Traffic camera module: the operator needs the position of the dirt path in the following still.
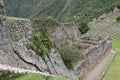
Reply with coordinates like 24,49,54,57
84,50,115,80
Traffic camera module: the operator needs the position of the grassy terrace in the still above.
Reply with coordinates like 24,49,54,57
102,40,120,80
1,73,69,80
7,16,28,22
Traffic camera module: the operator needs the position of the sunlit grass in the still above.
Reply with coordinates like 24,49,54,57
1,73,69,80
7,16,27,22
102,40,120,80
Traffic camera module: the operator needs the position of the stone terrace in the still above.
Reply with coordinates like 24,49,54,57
74,35,112,79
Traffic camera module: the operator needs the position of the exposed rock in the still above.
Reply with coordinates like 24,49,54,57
92,18,97,22
99,13,107,19
0,0,12,52
113,7,119,13
13,43,79,80
12,42,48,72
46,51,78,80
0,50,37,70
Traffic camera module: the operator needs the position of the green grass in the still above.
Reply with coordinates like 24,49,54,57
47,76,69,80
1,73,69,80
7,16,27,22
112,40,120,50
102,51,120,80
101,40,120,80
1,73,45,80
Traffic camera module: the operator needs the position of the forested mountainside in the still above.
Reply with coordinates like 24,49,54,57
4,0,120,22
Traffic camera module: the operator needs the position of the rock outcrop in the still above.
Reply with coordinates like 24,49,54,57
0,0,12,52
13,43,79,80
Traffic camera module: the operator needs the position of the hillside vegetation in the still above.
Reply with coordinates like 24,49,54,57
4,0,120,22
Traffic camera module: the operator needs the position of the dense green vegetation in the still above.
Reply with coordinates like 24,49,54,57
102,40,120,80
57,42,81,69
4,0,120,22
28,16,59,59
77,22,89,34
28,34,49,59
1,73,69,80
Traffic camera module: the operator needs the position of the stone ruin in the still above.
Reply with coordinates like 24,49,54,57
48,22,81,44
8,19,32,41
48,21,112,79
74,35,112,79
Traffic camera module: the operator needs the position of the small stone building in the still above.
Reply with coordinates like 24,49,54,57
49,22,81,44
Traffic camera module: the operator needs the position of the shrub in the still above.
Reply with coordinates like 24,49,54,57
28,33,48,59
76,22,89,34
58,43,81,70
116,16,120,22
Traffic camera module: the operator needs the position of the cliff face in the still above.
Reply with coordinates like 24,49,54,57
0,0,12,52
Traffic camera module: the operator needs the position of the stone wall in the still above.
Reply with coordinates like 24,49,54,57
0,0,12,52
74,36,112,79
8,19,32,41
48,22,81,44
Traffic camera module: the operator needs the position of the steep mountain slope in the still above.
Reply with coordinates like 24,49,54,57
4,0,120,22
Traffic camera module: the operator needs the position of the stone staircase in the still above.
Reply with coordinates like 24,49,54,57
0,64,55,77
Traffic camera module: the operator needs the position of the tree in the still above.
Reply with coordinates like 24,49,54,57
78,22,89,34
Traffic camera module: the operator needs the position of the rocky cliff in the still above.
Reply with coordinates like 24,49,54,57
0,0,12,52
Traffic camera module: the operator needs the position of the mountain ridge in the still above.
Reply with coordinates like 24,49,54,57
4,0,120,22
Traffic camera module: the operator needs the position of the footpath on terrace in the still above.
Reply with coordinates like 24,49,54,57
84,50,116,80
